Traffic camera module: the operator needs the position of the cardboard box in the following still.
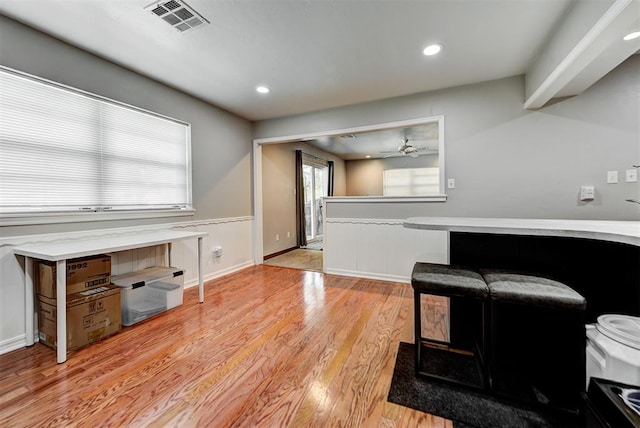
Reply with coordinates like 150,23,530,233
36,255,111,298
37,285,121,352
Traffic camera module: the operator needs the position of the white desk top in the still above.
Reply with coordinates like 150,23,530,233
403,217,640,247
13,230,206,261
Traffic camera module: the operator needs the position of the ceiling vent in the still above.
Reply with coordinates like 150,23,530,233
145,0,209,33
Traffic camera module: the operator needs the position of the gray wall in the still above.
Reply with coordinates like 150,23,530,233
255,55,640,221
262,142,345,256
0,16,253,237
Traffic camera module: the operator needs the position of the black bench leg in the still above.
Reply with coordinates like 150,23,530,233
414,290,422,376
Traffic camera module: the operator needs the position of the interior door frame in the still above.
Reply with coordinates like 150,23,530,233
252,115,445,265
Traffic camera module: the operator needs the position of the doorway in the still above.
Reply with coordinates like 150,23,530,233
303,162,327,247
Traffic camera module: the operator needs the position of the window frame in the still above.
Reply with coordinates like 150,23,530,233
0,66,195,226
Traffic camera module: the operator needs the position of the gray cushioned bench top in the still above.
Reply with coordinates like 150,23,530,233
411,262,488,299
480,270,586,311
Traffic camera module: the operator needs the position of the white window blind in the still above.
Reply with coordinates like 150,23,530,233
0,67,192,214
383,167,440,196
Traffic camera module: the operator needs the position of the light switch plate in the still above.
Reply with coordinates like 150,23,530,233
607,171,618,184
580,186,595,201
626,169,638,183
447,178,455,189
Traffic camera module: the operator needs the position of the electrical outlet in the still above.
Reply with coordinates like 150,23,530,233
213,246,222,257
580,186,595,201
447,178,455,189
607,171,618,184
276,234,279,241
626,169,638,183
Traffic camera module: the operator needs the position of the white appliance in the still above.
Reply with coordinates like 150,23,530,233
586,314,640,388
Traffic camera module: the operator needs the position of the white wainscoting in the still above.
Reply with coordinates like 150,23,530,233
0,216,254,356
324,218,448,282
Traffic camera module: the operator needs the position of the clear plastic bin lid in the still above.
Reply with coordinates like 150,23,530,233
148,281,181,291
111,266,183,289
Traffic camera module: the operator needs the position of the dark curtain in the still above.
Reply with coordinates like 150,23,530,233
327,161,334,196
295,150,307,247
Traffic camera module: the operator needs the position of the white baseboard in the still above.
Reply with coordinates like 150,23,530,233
325,268,410,284
0,334,29,355
184,260,255,288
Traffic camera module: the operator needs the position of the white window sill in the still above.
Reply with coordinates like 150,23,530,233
0,208,196,227
324,195,447,203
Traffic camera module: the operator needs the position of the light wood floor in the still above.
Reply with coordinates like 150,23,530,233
263,249,323,272
0,265,451,427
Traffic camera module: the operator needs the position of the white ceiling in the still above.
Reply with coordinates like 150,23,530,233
306,122,440,160
0,0,638,122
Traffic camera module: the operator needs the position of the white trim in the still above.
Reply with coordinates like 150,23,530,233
254,115,444,145
184,260,254,288
524,0,633,109
325,195,446,203
172,216,253,227
327,218,405,225
0,209,196,227
0,334,28,355
253,141,264,265
438,115,446,191
325,268,410,284
0,215,253,246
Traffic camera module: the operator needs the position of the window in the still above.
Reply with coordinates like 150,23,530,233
383,167,440,196
0,67,192,219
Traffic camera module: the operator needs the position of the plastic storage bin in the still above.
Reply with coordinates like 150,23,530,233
111,266,184,326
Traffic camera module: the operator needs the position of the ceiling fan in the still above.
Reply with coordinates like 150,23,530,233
397,139,420,157
383,138,432,158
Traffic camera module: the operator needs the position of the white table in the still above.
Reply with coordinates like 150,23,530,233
14,230,207,363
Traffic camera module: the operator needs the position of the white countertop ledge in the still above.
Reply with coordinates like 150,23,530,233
403,217,640,247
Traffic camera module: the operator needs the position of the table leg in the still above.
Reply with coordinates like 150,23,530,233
24,257,35,346
198,236,204,303
56,260,67,364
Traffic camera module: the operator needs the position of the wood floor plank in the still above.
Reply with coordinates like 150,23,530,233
0,265,451,427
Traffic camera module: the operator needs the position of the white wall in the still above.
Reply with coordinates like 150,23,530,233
324,218,448,282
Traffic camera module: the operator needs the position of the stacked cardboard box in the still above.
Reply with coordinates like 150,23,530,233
36,255,112,298
35,255,122,352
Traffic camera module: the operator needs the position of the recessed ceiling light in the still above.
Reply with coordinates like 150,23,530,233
256,86,270,94
422,44,442,56
365,155,371,158
623,31,640,41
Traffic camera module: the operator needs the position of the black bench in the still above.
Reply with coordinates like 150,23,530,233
481,269,587,413
411,262,490,389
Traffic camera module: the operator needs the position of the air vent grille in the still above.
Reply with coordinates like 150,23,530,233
145,0,209,34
